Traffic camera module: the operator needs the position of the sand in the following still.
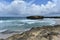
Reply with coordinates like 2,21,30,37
0,34,14,39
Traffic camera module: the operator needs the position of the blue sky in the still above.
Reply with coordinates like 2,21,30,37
24,0,52,5
0,0,52,4
0,0,13,2
0,0,59,17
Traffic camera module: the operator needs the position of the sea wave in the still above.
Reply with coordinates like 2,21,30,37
0,19,56,33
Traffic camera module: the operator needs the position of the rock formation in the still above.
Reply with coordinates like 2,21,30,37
26,16,44,19
1,25,60,40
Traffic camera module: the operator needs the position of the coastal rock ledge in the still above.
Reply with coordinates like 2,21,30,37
1,25,60,40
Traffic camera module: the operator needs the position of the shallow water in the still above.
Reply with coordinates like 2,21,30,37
0,18,56,33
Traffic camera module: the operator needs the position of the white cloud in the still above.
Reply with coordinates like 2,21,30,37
52,0,60,13
56,0,60,12
0,0,59,17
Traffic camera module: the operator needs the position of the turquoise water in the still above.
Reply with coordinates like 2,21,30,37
0,17,56,33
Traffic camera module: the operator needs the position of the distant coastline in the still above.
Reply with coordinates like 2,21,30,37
44,16,60,18
0,16,60,20
26,16,60,19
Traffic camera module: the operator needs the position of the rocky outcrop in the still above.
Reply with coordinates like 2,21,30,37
1,25,60,40
26,16,44,19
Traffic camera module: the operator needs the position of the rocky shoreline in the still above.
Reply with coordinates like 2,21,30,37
0,25,60,40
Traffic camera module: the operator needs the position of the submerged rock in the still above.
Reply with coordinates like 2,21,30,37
1,25,60,40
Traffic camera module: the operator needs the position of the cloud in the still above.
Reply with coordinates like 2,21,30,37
55,0,60,13
0,0,59,17
52,0,60,13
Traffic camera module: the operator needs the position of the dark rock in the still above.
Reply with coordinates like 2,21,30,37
26,16,44,19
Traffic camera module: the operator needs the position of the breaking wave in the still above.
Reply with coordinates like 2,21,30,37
0,18,56,33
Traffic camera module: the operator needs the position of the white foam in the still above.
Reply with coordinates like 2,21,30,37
20,19,56,25
0,20,13,23
0,29,8,33
0,20,4,23
0,19,56,32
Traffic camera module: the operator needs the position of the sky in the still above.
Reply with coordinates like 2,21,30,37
0,0,59,17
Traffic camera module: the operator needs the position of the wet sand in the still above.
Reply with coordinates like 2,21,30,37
0,34,14,39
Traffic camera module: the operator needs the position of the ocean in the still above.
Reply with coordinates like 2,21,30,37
0,17,56,33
